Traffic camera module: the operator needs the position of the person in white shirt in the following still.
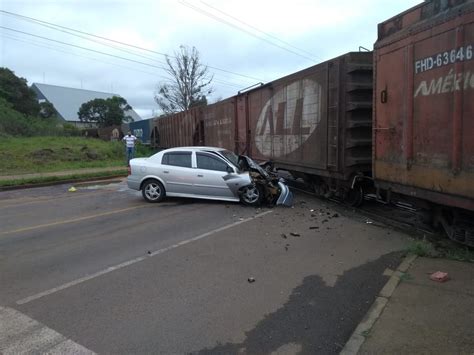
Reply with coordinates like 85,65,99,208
122,131,137,165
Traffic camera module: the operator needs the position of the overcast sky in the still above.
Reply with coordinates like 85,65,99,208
0,0,421,119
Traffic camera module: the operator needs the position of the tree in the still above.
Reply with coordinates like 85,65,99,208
0,67,40,116
78,96,134,127
154,46,213,114
39,101,58,119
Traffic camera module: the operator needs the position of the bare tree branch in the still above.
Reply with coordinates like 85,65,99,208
154,46,213,114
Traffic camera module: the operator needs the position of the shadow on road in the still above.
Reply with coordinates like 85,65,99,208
195,251,402,355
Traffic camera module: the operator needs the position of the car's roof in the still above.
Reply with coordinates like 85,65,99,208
162,146,228,153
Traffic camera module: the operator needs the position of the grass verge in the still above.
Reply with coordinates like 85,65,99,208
406,238,474,263
0,136,153,175
0,169,127,189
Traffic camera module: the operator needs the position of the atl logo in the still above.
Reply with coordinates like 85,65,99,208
255,79,322,157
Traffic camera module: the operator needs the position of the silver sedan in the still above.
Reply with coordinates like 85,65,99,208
127,146,269,206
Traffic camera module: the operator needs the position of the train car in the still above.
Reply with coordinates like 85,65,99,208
129,118,152,145
152,107,203,148
373,0,474,245
151,97,235,150
235,52,373,203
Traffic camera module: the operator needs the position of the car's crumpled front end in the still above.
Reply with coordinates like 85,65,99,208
238,155,293,207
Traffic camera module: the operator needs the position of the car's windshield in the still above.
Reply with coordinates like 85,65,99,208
218,150,240,169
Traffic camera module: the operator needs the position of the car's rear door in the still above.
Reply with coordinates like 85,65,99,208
160,151,195,194
193,152,236,198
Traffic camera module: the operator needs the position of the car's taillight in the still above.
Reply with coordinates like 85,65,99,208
127,166,131,176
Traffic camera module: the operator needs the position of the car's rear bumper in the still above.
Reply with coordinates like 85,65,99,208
127,175,141,190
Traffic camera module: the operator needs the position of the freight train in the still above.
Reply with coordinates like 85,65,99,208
114,0,473,246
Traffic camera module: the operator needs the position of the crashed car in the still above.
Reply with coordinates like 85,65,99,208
127,146,293,206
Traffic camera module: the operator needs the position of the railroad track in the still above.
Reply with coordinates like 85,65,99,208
285,178,439,239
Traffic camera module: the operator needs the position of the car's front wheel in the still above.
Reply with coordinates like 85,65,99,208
141,179,165,203
240,184,263,206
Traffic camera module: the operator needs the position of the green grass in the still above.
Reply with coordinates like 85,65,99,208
399,272,414,282
406,238,474,263
0,136,153,175
406,238,439,258
0,169,128,188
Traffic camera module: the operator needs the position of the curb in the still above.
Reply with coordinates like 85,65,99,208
340,254,418,355
0,173,127,191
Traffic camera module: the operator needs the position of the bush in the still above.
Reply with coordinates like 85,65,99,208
63,123,81,136
0,98,85,137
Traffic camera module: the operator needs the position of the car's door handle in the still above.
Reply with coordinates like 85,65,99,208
197,174,204,177
163,170,169,174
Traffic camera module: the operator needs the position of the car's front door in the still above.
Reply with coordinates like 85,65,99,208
160,151,195,194
193,152,236,198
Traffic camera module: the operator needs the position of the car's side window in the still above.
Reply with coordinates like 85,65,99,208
161,152,192,168
196,153,229,172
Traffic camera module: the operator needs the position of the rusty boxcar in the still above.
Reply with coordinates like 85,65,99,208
373,0,474,244
236,52,373,203
151,97,235,151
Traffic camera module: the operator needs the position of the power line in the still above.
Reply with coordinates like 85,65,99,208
1,30,245,90
179,0,317,63
0,26,171,71
0,33,172,80
200,0,318,60
0,10,264,82
18,16,171,67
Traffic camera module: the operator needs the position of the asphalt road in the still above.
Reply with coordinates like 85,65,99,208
0,180,409,354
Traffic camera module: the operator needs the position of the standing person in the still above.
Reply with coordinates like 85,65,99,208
122,130,137,166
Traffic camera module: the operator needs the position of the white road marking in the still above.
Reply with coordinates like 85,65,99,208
0,306,95,354
0,205,148,236
16,211,273,305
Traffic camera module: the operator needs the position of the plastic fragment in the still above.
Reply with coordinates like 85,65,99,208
68,186,77,192
430,271,449,282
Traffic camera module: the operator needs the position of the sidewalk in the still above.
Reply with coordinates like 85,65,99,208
0,166,127,182
354,256,474,354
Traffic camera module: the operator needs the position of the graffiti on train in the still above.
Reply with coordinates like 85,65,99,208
255,79,322,157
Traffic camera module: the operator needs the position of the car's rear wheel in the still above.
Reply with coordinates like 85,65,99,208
240,184,263,206
141,179,165,203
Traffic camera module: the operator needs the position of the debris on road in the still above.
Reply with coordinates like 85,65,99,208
147,251,151,255
281,233,287,239
290,232,301,237
247,277,256,283
68,186,77,192
366,220,373,224
309,226,319,230
429,271,449,282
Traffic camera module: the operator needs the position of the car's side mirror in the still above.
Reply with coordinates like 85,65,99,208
226,166,234,173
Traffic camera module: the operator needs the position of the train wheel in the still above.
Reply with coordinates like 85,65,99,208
345,185,364,207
